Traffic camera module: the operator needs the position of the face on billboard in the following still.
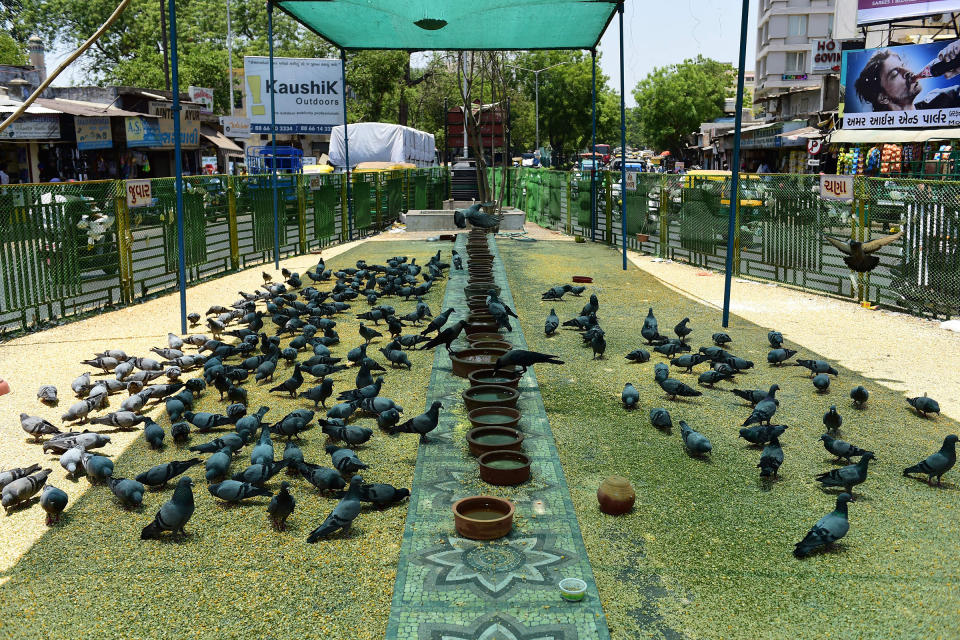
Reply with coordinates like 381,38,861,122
875,53,922,109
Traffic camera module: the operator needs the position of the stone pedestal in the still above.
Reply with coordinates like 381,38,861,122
402,208,526,232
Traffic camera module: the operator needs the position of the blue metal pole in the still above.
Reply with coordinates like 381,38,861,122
168,0,187,335
590,48,597,243
341,49,353,240
722,0,750,328
618,1,627,270
268,0,279,269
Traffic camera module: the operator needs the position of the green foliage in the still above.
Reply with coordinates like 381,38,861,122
0,31,26,65
632,56,733,154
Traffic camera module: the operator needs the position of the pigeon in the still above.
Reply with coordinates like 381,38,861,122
232,460,288,486
767,330,783,348
654,342,684,358
767,348,797,366
758,437,784,478
380,346,412,369
2,468,50,510
541,286,566,301
544,309,559,336
641,308,661,344
282,441,304,470
297,462,346,492
815,452,876,497
188,312,202,327
20,413,61,442
140,476,195,539
358,323,383,344
190,432,246,455
823,406,843,432
71,372,92,397
493,350,563,374
326,402,358,422
739,424,788,445
907,393,940,418
268,363,304,398
90,411,146,430
590,331,606,359
322,421,373,446
299,379,335,408
358,482,410,508
183,411,232,432
742,385,780,426
107,477,145,508
326,445,368,474
698,370,732,387
625,349,650,363
377,408,402,431
204,447,233,482
171,421,191,443
712,332,732,346
654,365,702,400
37,385,58,405
674,318,692,342
208,480,272,503
850,386,869,408
390,401,442,441
680,421,712,455
793,493,853,558
268,481,296,530
820,434,870,463
43,431,110,454
80,452,113,481
251,425,275,466
60,445,85,477
580,294,599,317
135,458,202,488
795,359,838,377
812,373,831,393
825,230,903,272
40,485,68,525
338,377,383,404
649,408,673,430
417,320,467,353
903,434,958,486
621,383,639,410
670,354,707,373
0,464,42,490
306,476,365,542
420,308,455,336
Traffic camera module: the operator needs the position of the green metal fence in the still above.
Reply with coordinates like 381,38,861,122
0,168,446,333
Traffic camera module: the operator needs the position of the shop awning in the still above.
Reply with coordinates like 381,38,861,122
829,128,960,144
0,97,60,115
201,128,244,154
34,98,148,118
777,126,822,141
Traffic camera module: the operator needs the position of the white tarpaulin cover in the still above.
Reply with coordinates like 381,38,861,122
329,122,436,168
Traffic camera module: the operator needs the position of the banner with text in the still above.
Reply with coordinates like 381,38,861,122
858,0,960,25
243,56,342,134
76,116,112,150
124,116,200,149
2,114,59,139
842,39,960,129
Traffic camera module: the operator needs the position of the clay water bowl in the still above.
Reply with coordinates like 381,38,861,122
462,385,520,412
467,367,522,390
450,348,509,378
468,268,494,280
467,406,521,429
453,496,515,540
464,284,501,298
468,301,489,314
470,340,512,352
466,426,524,456
466,332,502,344
464,320,500,336
478,450,531,486
468,312,495,324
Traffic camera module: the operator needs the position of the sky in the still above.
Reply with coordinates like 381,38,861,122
45,0,758,109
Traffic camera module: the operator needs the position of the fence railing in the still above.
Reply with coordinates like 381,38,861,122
492,167,960,320
0,168,449,333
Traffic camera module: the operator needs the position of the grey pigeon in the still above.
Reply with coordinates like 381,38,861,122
306,476,364,542
621,383,639,410
205,447,233,482
625,349,650,363
183,411,232,432
794,493,852,558
758,437,784,477
71,372,92,397
90,411,146,430
282,441,304,470
20,413,61,442
326,402,358,422
40,485,68,524
742,385,780,426
232,460,287,486
671,353,707,373
0,463,41,490
812,373,831,393
37,385,58,405
144,420,165,449
649,408,673,430
907,393,940,418
297,462,346,492
698,370,732,387
712,332,732,346
739,424,788,445
44,431,110,454
390,401,442,441
80,452,113,481
767,348,797,366
107,477,145,508
268,481,295,530
250,425,275,466
825,230,903,272
190,433,246,455
170,422,191,443
60,445,85,477
326,445,368,474
823,406,842,432
674,317,692,342
850,385,869,408
300,379,335,408
2,468,50,510
135,458,202,487
321,421,373,446
767,330,783,348
208,480,272,503
815,452,876,497
654,365,702,400
680,421,712,455
795,359,838,377
271,410,315,440
141,476,195,539
358,482,410,508
903,434,957,486
820,434,870,463
545,309,559,336
493,350,563,374
591,330,606,359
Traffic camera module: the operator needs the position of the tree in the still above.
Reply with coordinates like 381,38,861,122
0,32,26,65
632,56,733,155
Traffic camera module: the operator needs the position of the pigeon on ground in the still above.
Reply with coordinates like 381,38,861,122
670,354,707,373
306,476,364,542
825,230,903,272
189,433,246,455
144,420,165,449
283,441,304,471
641,308,660,344
815,452,876,497
2,468,50,510
850,386,869,408
907,393,940,418
767,331,783,348
739,424,788,445
823,405,843,432
71,372,92,398
812,373,831,393
712,332,732,346
204,447,233,482
81,452,113,481
793,493,852,558
420,308,455,336
60,445,85,477
493,350,564,374
674,318,692,342
545,309,559,336
232,461,288,486
358,482,410,508
90,411,146,430
140,476,195,539
326,445,368,474
43,431,110,454
654,365,702,400
135,458,202,488
183,411,232,432
268,363,304,398
418,321,466,353
390,401,442,441
250,425,275,466
358,323,383,344
171,421,190,443
795,359,839,377
37,385,58,405
107,477,145,508
298,462,347,492
625,349,650,363
903,434,957,486
742,385,780,426
698,370,732,387
208,480,272,503
590,331,606,359
40,485,68,525
300,379,335,408
321,421,373,446
268,481,295,530
820,434,870,463
377,408,402,431
680,421,712,455
0,464,42,490
20,413,61,442
767,349,797,366
758,437,784,477
621,383,639,410
649,408,673,430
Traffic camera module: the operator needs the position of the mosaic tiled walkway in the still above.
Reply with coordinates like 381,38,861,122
386,235,610,640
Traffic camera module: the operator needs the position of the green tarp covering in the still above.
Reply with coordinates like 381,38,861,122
313,184,338,239
353,180,372,229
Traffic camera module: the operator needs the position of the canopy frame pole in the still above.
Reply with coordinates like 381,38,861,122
268,0,280,269
168,0,187,335
341,48,353,240
618,1,627,270
590,48,597,242
723,0,750,328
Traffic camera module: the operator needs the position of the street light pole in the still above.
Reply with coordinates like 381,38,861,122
505,61,571,158
227,0,234,116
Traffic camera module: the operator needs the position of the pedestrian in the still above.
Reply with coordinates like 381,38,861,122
0,165,8,185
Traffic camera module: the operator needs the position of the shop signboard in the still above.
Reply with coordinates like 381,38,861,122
201,156,218,173
125,114,200,149
126,179,152,208
858,0,960,26
811,39,842,74
220,116,250,137
76,116,112,150
842,38,960,129
243,56,343,134
820,175,854,201
2,114,59,139
625,171,637,192
188,86,214,114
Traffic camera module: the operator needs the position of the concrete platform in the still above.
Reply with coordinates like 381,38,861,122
402,207,526,232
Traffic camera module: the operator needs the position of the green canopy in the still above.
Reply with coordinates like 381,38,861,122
274,0,620,50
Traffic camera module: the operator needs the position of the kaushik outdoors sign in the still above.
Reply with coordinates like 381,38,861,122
858,0,960,26
842,39,960,129
243,56,342,134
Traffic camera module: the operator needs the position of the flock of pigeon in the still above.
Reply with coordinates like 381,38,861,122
540,288,956,558
3,251,470,542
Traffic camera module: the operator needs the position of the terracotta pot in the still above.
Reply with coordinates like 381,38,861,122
467,312,495,324
468,368,522,390
0,378,9,396
464,321,501,336
464,284,501,298
466,426,524,456
467,406,521,429
470,340,512,352
597,476,635,515
467,302,489,314
463,384,520,412
479,450,531,486
453,496,514,540
467,295,489,305
449,348,508,378
466,332,503,344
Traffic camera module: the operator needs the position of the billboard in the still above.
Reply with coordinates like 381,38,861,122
858,0,960,25
243,56,342,134
2,114,59,139
842,39,960,128
811,39,842,74
76,116,112,150
188,86,214,114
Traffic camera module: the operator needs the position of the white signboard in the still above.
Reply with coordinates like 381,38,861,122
188,86,214,114
810,39,841,74
625,171,637,192
675,162,685,171
243,56,342,134
126,179,152,208
302,156,317,166
819,175,854,202
220,116,250,138
2,114,60,139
